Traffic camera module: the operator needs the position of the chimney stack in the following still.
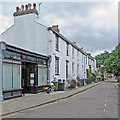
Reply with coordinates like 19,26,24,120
73,41,77,46
52,25,60,32
87,53,91,56
13,3,38,17
80,47,83,51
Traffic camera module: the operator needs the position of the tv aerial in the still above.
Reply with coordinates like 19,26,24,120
37,2,42,19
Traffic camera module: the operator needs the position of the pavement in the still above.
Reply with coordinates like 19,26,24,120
6,79,118,118
0,81,103,118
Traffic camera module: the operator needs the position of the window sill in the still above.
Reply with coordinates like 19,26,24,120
55,74,60,76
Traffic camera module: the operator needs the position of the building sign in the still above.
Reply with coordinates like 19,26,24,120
3,51,21,60
3,50,47,65
22,55,37,62
22,55,47,65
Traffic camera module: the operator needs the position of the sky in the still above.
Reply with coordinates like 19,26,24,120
0,0,118,57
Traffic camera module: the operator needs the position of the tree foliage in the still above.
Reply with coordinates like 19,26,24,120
87,65,98,80
95,43,120,77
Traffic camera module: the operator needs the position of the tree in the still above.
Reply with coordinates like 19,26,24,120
95,43,120,77
95,51,110,68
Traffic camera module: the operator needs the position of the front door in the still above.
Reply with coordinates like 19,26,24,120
22,62,37,93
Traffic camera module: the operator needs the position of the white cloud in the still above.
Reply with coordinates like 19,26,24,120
41,13,69,27
41,3,117,41
88,3,118,30
91,49,112,57
0,14,13,34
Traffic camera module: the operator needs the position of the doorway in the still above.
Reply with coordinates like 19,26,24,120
22,62,37,93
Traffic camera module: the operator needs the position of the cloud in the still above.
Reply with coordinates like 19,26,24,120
0,14,13,34
0,2,118,56
88,3,118,30
42,13,69,27
92,49,112,57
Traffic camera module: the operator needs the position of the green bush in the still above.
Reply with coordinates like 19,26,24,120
95,78,98,83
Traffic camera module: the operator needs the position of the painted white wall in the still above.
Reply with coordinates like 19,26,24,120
34,22,48,56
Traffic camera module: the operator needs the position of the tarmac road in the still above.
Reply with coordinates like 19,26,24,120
8,79,118,118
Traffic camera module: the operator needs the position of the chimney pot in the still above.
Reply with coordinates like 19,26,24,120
16,7,19,12
21,5,24,11
33,3,36,9
28,3,31,9
25,5,28,10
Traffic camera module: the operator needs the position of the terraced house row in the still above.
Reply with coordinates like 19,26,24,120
0,3,96,101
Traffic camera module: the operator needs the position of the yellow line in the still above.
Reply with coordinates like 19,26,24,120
1,112,18,119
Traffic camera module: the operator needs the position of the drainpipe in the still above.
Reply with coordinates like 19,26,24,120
84,56,86,86
47,55,52,84
0,41,6,102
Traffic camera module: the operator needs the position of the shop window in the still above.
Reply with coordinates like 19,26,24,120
3,61,21,90
38,65,47,86
42,66,47,85
13,64,21,89
38,66,43,86
3,63,12,90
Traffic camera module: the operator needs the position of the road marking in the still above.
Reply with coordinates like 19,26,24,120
103,85,110,113
106,86,110,97
104,104,106,107
1,112,18,119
